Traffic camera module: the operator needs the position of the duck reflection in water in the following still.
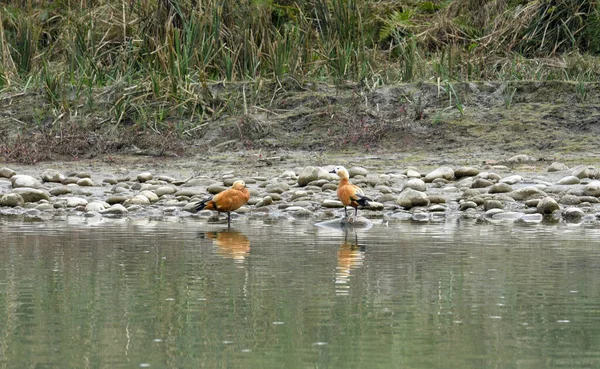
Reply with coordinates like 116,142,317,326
199,230,250,263
335,231,366,295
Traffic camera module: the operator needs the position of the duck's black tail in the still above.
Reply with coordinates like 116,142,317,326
356,195,371,207
195,197,213,212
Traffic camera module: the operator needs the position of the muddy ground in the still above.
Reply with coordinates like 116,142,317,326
1,81,600,169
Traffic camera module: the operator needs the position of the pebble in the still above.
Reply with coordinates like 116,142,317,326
558,176,581,185
75,172,92,178
507,154,535,163
349,166,368,177
428,204,446,212
11,188,51,202
499,175,523,185
1,159,599,227
547,162,569,172
472,178,493,188
154,186,177,197
406,169,421,178
298,166,319,187
102,204,128,214
454,167,479,178
537,196,560,214
61,177,79,185
559,195,580,205
571,166,593,179
405,178,426,192
255,196,273,207
65,197,88,207
563,207,585,222
138,191,158,203
520,213,543,223
77,178,94,187
11,175,42,189
424,167,454,183
137,172,153,182
484,200,503,210
0,193,24,207
584,181,600,197
42,169,65,183
460,201,477,211
0,167,16,178
49,186,72,196
397,188,429,209
508,186,547,201
489,183,512,193
207,184,227,194
85,202,107,212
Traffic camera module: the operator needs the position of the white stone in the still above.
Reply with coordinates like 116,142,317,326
321,199,344,208
405,178,426,192
42,169,65,183
424,167,454,183
11,188,51,202
137,172,153,182
396,188,430,208
85,202,106,212
349,166,368,177
140,190,159,202
0,193,24,207
558,176,580,185
102,204,128,214
65,197,89,207
499,175,523,185
0,167,16,178
11,175,42,189
76,178,94,187
298,166,319,187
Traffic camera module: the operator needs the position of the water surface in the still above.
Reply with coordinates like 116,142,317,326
1,218,599,369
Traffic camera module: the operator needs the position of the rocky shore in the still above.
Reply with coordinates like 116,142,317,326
1,153,600,226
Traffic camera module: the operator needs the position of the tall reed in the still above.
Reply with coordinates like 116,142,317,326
1,0,600,133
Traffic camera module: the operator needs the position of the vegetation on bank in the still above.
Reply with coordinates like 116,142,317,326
1,0,600,162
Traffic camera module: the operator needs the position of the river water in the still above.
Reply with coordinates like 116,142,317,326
0,217,599,369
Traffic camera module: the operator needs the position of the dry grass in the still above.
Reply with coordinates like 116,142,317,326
0,0,599,162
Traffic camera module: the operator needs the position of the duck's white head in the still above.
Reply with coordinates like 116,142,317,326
329,166,349,179
231,180,247,189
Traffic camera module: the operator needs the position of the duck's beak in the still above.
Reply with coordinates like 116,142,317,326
329,169,336,174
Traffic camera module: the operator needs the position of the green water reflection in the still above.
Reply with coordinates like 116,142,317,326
0,219,599,369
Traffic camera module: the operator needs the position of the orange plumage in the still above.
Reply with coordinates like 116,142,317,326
330,166,371,217
205,230,250,261
336,234,365,287
195,180,250,226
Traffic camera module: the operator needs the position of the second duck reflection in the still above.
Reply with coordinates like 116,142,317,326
198,229,367,293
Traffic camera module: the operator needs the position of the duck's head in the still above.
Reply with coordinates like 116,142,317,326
232,180,247,189
329,166,349,179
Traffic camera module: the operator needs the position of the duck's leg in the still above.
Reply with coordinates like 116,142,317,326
227,212,231,227
344,206,348,217
354,207,358,216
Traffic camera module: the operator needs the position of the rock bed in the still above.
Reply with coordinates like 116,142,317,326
1,159,600,226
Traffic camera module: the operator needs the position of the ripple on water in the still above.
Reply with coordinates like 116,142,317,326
1,219,600,369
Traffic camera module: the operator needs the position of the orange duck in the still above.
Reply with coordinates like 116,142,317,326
195,180,250,226
330,166,371,217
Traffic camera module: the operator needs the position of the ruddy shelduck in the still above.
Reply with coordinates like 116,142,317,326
329,166,371,217
195,180,250,226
